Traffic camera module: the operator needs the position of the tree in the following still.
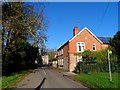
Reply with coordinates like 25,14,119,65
48,49,57,61
2,2,47,75
2,2,47,49
109,31,120,63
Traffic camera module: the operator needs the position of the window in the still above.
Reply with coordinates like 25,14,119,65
93,43,96,51
61,59,63,65
77,42,85,52
60,50,61,55
59,50,61,55
78,56,82,62
59,59,63,67
62,49,63,54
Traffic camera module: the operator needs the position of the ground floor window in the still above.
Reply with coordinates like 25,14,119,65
78,56,82,62
58,59,63,67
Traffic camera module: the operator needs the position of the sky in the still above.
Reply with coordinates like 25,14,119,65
43,2,118,49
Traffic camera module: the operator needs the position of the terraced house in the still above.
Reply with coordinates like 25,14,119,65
57,27,109,72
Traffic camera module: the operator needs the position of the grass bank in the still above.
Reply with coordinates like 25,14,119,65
74,72,120,89
1,70,30,88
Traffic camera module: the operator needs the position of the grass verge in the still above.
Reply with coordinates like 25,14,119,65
74,72,120,89
1,70,30,88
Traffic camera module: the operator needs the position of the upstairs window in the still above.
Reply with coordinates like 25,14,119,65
59,50,61,55
62,49,63,54
92,43,96,51
77,42,85,52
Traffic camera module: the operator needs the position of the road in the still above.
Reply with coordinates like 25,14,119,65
15,66,89,89
36,66,88,89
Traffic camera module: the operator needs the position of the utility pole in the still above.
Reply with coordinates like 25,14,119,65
108,49,112,81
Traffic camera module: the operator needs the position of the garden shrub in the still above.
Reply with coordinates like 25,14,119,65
75,62,109,74
74,61,84,74
74,49,119,74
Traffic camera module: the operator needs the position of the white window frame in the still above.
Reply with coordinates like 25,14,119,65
77,42,85,52
92,43,96,51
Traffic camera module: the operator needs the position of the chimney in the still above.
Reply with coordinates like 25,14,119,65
73,27,79,36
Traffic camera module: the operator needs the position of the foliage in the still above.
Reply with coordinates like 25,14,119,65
74,49,118,73
36,53,43,64
82,50,96,63
109,31,120,63
75,62,108,74
1,70,28,88
48,48,57,61
2,2,47,47
74,72,119,88
2,39,39,75
2,2,47,75
74,50,96,64
74,61,84,74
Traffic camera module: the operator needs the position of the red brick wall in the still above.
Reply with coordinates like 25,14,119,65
58,44,69,69
69,29,104,53
102,44,109,49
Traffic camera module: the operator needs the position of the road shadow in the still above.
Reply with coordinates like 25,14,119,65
34,77,46,90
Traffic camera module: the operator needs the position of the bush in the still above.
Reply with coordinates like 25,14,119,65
74,49,119,74
75,62,108,74
75,61,119,74
74,62,84,74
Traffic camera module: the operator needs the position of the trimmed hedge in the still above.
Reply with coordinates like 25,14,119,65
74,62,119,74
74,50,119,74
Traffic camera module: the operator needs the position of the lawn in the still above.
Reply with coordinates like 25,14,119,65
1,70,30,88
74,72,120,89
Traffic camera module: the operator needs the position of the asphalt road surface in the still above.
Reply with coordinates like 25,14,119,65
36,66,89,89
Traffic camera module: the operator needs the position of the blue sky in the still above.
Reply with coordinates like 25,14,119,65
43,2,118,49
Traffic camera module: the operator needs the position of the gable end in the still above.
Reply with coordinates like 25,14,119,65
69,27,103,44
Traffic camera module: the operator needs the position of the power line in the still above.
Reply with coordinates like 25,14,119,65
96,1,110,31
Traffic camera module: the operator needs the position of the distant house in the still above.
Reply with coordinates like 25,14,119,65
57,27,109,72
52,60,57,68
42,55,49,65
52,55,58,68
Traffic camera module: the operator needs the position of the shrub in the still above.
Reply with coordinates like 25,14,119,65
74,49,119,73
74,61,84,74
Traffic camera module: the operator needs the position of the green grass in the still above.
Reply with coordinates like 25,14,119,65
1,70,29,88
74,72,120,89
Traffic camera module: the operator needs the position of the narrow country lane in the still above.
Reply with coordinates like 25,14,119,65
15,66,89,89
39,66,88,89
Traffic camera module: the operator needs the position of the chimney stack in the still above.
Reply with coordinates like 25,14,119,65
73,27,79,36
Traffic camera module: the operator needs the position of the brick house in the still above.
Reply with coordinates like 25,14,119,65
57,27,109,72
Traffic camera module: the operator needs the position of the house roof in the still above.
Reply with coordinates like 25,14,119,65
57,41,69,50
57,27,108,50
97,37,109,44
